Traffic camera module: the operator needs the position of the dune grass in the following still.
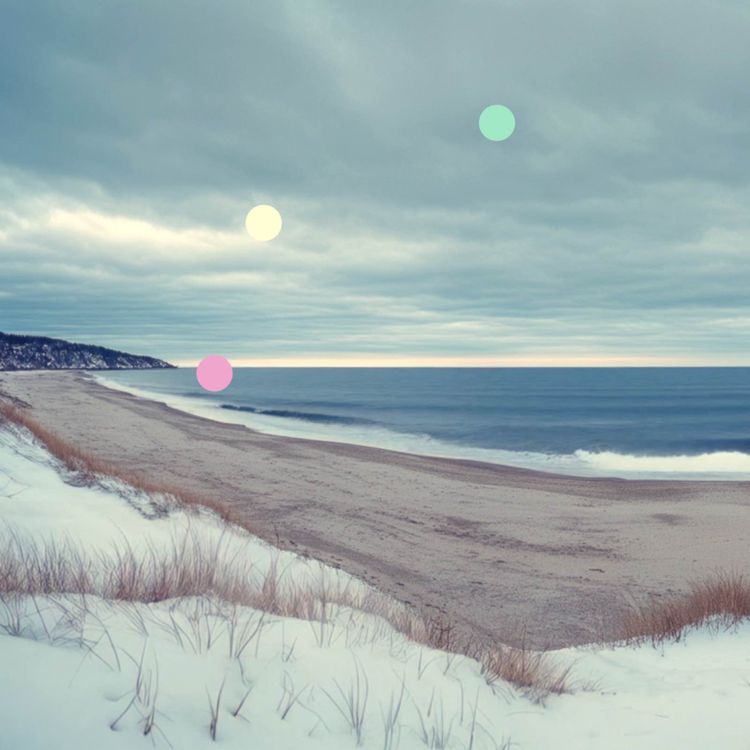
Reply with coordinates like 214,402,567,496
618,572,750,645
0,524,571,699
0,401,245,527
481,641,572,700
0,524,424,637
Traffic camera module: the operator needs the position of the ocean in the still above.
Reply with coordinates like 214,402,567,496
99,367,750,479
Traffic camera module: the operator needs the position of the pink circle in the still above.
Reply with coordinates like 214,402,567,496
196,355,233,392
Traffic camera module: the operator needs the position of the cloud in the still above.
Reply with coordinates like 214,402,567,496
1,0,749,363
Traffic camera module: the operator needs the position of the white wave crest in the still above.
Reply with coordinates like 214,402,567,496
574,450,750,476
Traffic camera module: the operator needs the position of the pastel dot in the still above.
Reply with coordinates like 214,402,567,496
245,204,282,241
478,104,516,142
196,355,233,392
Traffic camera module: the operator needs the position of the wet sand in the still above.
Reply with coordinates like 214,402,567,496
2,370,750,648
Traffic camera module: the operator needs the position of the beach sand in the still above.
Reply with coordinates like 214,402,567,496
1,370,749,649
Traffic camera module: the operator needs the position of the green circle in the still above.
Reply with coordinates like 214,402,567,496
478,104,516,142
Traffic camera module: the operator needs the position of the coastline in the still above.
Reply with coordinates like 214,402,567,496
2,370,750,648
93,370,750,480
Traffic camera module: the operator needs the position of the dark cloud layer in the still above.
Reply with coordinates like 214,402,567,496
1,0,749,362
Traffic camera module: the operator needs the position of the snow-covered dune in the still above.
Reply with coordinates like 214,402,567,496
2,423,750,749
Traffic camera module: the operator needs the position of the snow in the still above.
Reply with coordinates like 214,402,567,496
2,423,750,749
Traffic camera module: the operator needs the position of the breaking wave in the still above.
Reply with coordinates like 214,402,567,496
220,404,376,426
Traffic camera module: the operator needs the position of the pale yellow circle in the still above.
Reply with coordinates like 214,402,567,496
244,204,282,241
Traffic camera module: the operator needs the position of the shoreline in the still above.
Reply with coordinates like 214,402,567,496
93,370,750,485
2,370,750,648
93,371,750,481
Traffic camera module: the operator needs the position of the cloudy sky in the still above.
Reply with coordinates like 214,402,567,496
1,0,749,365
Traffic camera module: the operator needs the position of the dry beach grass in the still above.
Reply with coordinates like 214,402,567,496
618,571,750,645
0,400,244,528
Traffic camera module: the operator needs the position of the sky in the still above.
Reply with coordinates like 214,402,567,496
1,0,749,366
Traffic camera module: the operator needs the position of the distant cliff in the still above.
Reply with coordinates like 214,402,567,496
0,332,175,371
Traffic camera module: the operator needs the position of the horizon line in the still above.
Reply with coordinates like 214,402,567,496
172,355,750,368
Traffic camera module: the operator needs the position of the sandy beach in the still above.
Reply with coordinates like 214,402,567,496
2,370,750,649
